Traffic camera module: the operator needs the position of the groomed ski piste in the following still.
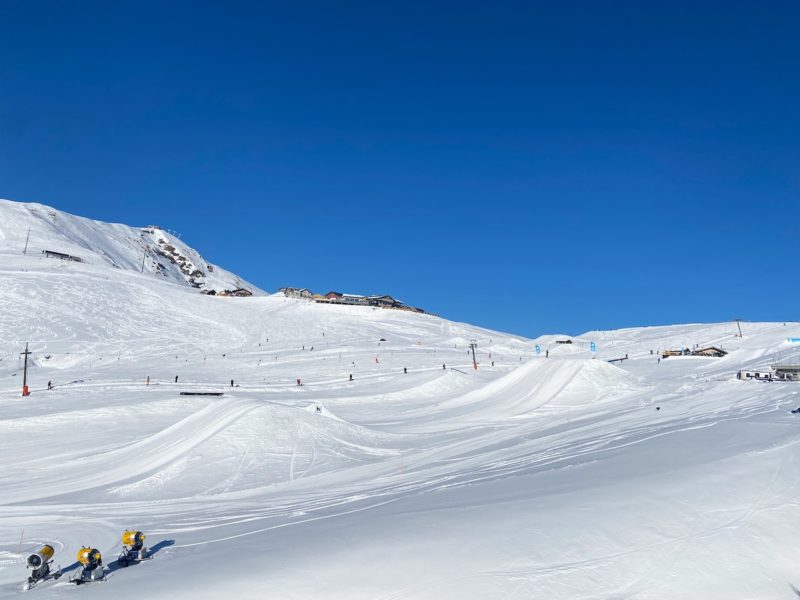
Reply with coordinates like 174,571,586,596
1,200,799,599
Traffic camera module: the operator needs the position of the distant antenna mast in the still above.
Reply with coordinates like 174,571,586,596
469,340,478,370
20,343,31,396
23,228,30,254
734,318,743,338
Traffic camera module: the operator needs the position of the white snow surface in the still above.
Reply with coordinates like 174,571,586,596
1,203,799,598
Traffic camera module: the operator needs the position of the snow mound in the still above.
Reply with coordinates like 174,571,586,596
436,358,639,420
2,396,401,503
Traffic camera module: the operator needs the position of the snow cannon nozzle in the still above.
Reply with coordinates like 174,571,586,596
26,544,54,569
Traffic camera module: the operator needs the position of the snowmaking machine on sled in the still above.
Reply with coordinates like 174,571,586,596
70,546,105,584
117,530,148,566
22,544,61,591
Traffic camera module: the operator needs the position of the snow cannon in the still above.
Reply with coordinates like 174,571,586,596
23,544,59,589
122,530,145,549
72,547,104,584
26,544,54,570
118,530,147,566
76,547,102,568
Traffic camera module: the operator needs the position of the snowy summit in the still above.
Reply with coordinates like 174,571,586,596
0,199,262,295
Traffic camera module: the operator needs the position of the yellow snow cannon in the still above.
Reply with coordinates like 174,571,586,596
122,530,145,548
76,547,101,567
118,530,147,566
26,544,54,570
24,544,59,590
72,547,104,584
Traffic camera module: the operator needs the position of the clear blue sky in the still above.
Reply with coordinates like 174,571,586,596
1,1,798,336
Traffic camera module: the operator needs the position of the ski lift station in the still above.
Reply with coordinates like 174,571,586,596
773,364,800,381
737,364,800,382
737,369,775,381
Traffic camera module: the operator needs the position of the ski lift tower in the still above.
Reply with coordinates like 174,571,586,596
140,244,148,273
734,318,743,338
469,340,478,370
20,342,31,396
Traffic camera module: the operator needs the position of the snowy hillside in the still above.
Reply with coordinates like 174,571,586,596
1,203,799,599
0,199,262,294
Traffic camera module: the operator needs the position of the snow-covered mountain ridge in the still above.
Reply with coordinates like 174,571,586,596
0,199,262,294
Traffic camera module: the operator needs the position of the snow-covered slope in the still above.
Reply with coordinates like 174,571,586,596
0,199,262,293
0,200,799,599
